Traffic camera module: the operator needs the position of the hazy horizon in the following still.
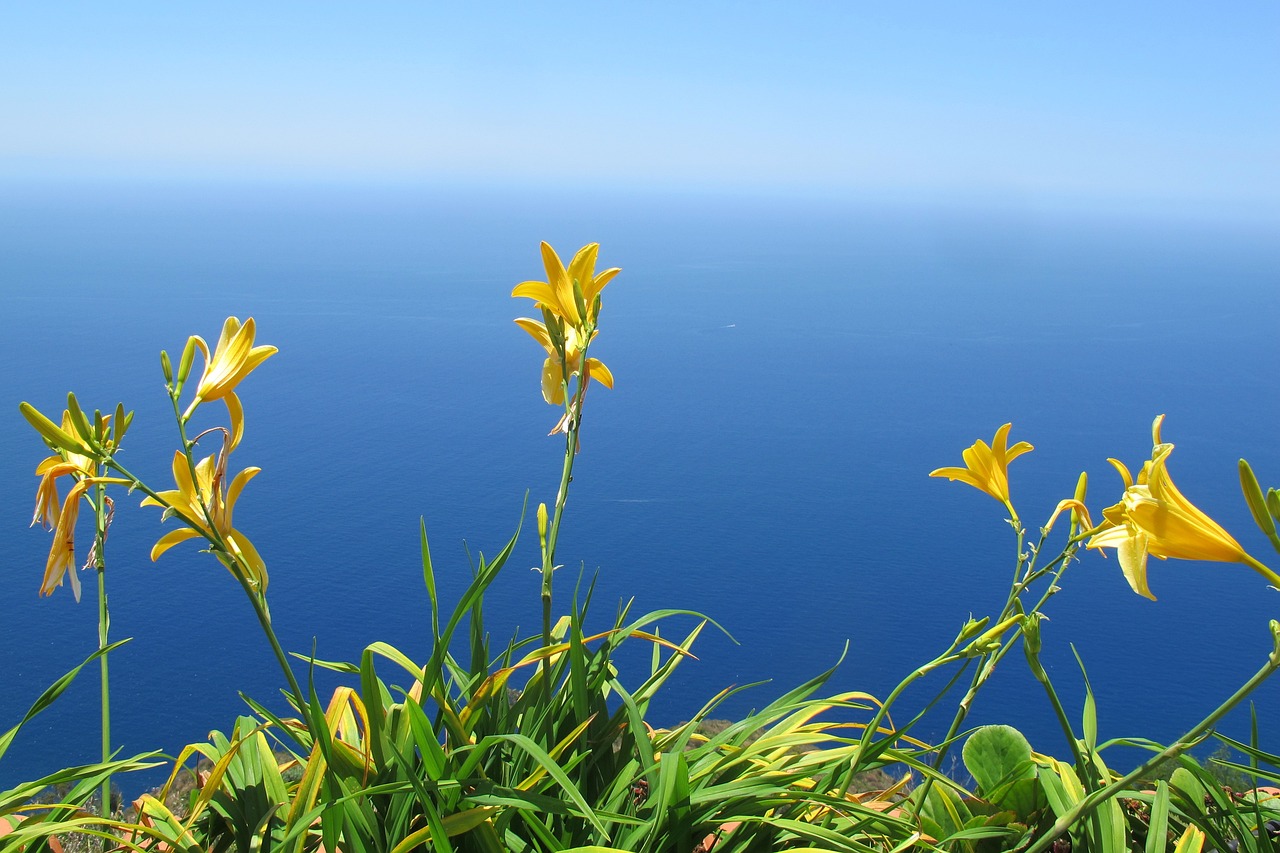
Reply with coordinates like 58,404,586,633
3,3,1277,223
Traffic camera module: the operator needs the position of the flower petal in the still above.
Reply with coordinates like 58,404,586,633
542,357,564,405
150,528,202,562
586,358,613,389
225,392,245,450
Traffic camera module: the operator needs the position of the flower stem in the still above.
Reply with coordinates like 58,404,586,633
1243,553,1280,589
1024,627,1280,853
92,482,112,819
540,386,585,698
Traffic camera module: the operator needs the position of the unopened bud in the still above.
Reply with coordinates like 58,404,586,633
1072,472,1088,530
958,615,991,641
160,350,174,384
177,337,197,385
19,402,94,456
1241,459,1277,538
1021,613,1043,656
65,393,94,444
965,616,1021,656
112,403,129,446
571,279,588,325
537,502,548,549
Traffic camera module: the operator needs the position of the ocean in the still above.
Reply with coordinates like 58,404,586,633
2,181,1279,790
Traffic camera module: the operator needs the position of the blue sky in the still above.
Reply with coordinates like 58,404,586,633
3,3,1277,212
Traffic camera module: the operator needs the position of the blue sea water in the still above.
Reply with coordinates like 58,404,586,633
2,182,1279,791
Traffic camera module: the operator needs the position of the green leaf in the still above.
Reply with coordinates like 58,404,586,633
1146,781,1171,853
963,725,1035,798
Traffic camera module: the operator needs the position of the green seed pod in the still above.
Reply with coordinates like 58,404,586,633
1240,459,1276,537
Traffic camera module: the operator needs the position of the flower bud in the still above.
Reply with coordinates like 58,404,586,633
112,403,129,446
1021,613,1043,656
1072,472,1088,530
177,336,197,385
1240,460,1276,538
19,402,94,456
964,615,1021,656
160,349,174,384
65,393,95,445
571,279,588,326
958,615,990,640
537,502,548,551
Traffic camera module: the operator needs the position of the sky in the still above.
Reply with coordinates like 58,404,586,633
2,3,1278,214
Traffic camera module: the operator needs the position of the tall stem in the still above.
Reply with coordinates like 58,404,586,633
540,390,584,697
92,483,112,818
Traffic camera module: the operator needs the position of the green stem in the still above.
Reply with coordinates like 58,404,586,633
1024,632,1280,853
237,575,306,714
1243,553,1280,589
539,367,587,698
929,520,1030,772
92,482,111,818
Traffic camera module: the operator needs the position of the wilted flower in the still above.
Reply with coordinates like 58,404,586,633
1087,415,1277,600
141,447,268,590
512,242,619,331
41,479,91,600
930,423,1033,522
187,317,277,448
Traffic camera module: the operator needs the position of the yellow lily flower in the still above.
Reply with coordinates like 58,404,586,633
514,317,614,406
41,479,92,601
31,412,101,531
930,423,1033,522
1087,414,1278,600
141,449,268,590
511,242,620,330
188,317,277,449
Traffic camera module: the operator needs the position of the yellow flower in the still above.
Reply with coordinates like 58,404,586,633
511,242,620,330
31,412,100,531
513,317,614,405
141,449,268,590
41,479,91,601
188,317,277,449
1086,414,1274,600
930,423,1033,521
